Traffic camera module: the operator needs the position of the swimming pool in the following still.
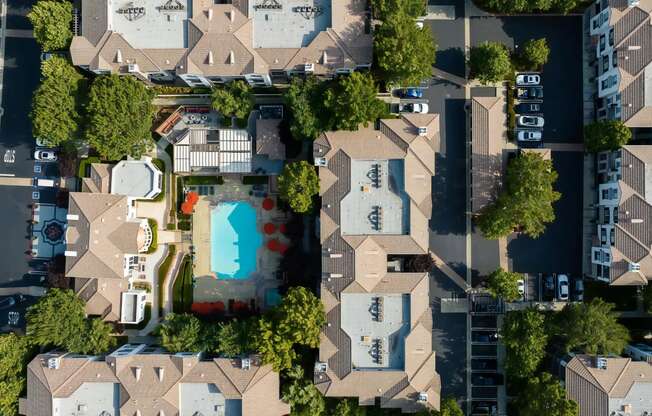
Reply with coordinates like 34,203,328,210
210,202,262,279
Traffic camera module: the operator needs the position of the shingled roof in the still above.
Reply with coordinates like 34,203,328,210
314,115,441,413
21,348,289,416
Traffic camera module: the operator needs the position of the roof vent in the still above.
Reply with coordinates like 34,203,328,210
134,367,142,381
127,63,139,73
156,367,164,382
208,51,214,66
47,357,60,369
241,358,251,370
596,356,608,369
418,127,428,136
321,51,328,65
116,49,123,64
228,9,235,22
314,361,328,373
228,50,235,65
304,63,314,73
314,157,327,166
207,8,213,20
628,262,641,272
417,392,428,402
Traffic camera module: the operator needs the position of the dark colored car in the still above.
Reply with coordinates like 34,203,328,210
472,402,497,416
397,88,423,98
472,374,504,386
573,278,584,302
543,275,555,301
472,331,498,343
517,87,543,100
515,102,543,114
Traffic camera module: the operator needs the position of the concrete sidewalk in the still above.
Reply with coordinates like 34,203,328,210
0,176,32,186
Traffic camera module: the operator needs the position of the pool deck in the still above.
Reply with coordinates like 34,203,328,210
191,179,289,310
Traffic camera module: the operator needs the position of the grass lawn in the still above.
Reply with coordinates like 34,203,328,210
585,280,638,311
146,219,158,254
172,255,194,314
184,176,223,185
157,245,177,315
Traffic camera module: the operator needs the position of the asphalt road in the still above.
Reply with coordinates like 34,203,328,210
426,0,466,78
470,16,584,142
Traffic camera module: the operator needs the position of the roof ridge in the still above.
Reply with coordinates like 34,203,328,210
608,358,633,395
215,359,247,395
52,357,92,396
615,10,649,50
614,221,650,262
324,29,356,64
572,357,610,393
243,364,271,391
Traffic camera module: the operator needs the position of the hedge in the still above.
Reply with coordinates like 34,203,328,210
157,245,177,313
172,255,194,313
506,82,516,141
77,156,101,178
146,219,158,254
184,176,223,185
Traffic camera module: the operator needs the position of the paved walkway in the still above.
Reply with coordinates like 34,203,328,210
430,250,470,291
5,29,33,38
543,142,585,152
432,67,469,87
0,286,46,296
158,230,182,244
162,251,185,315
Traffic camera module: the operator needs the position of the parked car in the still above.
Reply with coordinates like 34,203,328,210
543,274,555,301
398,88,423,98
517,87,543,100
471,402,497,416
517,279,525,298
573,278,584,302
0,297,16,310
518,115,545,128
557,274,569,301
472,374,504,386
517,130,543,142
35,137,56,148
516,74,541,86
34,150,57,161
401,103,429,114
472,331,498,343
515,102,543,114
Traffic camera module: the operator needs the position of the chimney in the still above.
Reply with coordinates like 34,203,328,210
156,367,164,382
228,9,235,22
321,51,328,64
133,367,142,381
208,51,214,65
116,49,123,64
207,8,213,20
228,50,235,65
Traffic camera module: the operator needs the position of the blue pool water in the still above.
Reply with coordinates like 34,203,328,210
210,202,262,279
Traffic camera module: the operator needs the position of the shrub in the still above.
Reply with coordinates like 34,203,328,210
157,245,177,313
146,219,158,254
77,156,101,178
469,42,512,85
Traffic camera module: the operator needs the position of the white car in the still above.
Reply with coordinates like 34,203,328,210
517,130,543,141
557,274,569,301
402,103,429,114
518,115,545,128
34,150,57,161
516,74,541,86
35,137,55,148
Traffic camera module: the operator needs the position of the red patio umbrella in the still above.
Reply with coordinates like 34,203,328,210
267,239,280,252
186,191,199,204
263,223,276,234
262,198,274,211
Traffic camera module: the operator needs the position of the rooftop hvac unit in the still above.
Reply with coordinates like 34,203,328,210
304,63,314,73
417,392,428,402
241,358,251,370
47,357,60,369
628,262,641,272
597,356,608,369
418,127,428,136
314,361,328,373
314,157,327,167
127,63,140,73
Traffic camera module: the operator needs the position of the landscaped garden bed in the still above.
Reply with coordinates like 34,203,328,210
172,255,194,314
157,245,177,314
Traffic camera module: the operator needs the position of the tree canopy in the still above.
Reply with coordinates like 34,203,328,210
373,11,436,86
324,72,387,131
210,80,254,121
468,42,512,85
281,365,326,416
516,373,579,416
500,308,548,379
371,0,426,19
584,120,631,153
278,161,320,213
0,334,33,416
487,268,522,302
158,313,205,353
28,1,73,51
554,298,630,355
30,56,83,148
476,0,577,13
84,75,155,160
214,319,256,357
437,397,464,416
477,151,561,239
519,38,550,70
26,289,115,354
253,287,326,371
285,77,323,141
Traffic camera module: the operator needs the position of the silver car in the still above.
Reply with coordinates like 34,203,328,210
517,130,543,141
516,74,541,86
518,116,545,128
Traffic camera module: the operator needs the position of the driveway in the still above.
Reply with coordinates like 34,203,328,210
506,151,583,274
426,0,466,78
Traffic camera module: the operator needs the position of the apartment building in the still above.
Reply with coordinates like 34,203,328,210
590,145,652,285
19,344,290,416
564,355,652,416
312,114,442,413
65,192,152,324
70,0,372,87
587,0,652,127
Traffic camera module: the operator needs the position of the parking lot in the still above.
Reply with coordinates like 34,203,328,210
470,15,583,142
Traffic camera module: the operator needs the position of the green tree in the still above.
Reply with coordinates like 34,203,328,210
584,120,632,153
516,373,578,416
501,308,547,379
81,318,117,355
477,151,561,239
374,11,436,86
438,396,464,416
468,42,512,85
282,365,326,416
159,313,203,353
519,38,550,69
0,378,24,416
275,286,326,348
285,77,323,141
372,0,426,19
30,56,83,147
214,319,255,356
331,398,364,416
28,1,73,51
85,75,155,160
210,80,253,121
324,72,386,131
0,334,32,381
551,0,579,13
555,298,630,355
487,268,522,302
278,161,320,213
253,316,296,371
